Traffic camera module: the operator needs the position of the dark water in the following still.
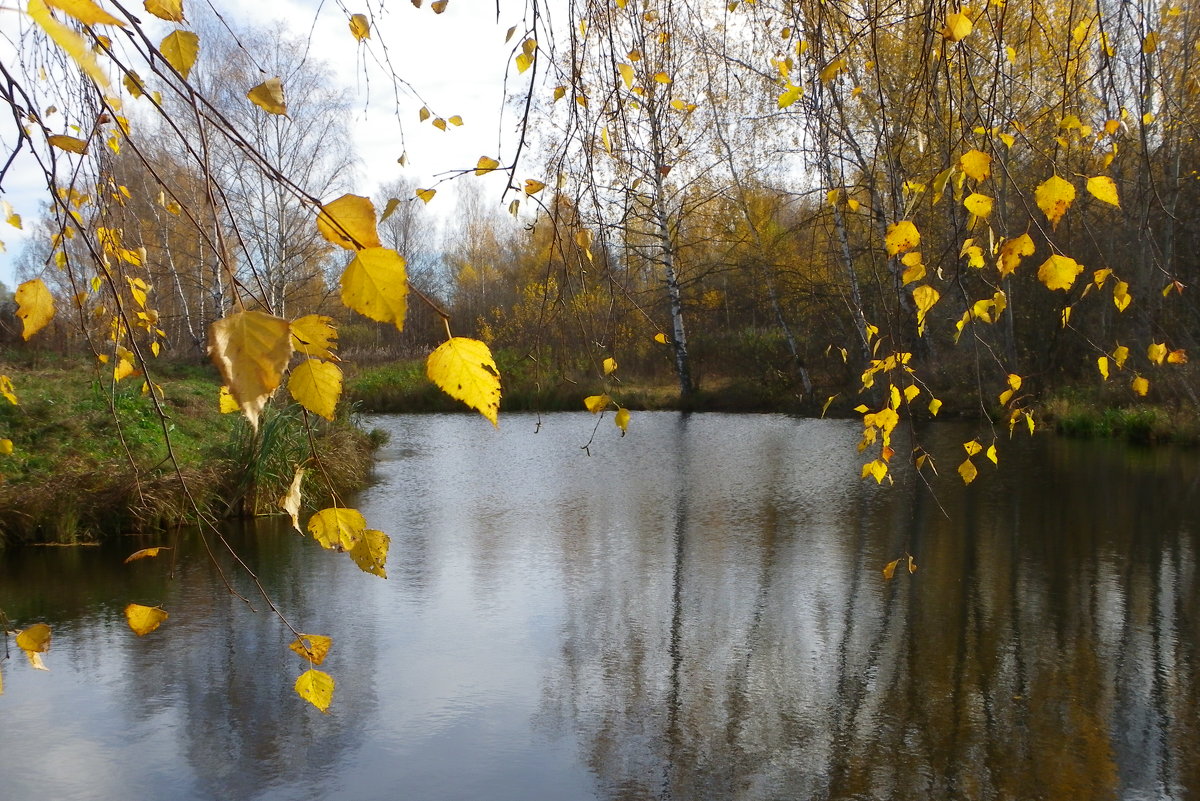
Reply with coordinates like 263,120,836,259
1,413,1197,801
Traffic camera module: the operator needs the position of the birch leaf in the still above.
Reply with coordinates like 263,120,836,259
912,284,939,335
958,459,978,485
602,357,617,375
584,394,611,413
349,13,369,40
474,156,500,175
1147,342,1167,365
218,385,238,413
29,0,109,88
1131,376,1149,396
348,528,390,577
958,149,991,181
289,634,332,665
247,77,287,115
290,314,338,361
426,337,501,425
963,192,993,219
614,406,630,434
1086,175,1120,208
207,310,293,431
317,194,380,250
48,134,88,154
998,234,1035,278
288,358,342,420
15,279,55,340
16,623,51,655
885,220,920,256
942,11,972,40
379,197,401,222
882,559,900,580
295,669,334,713
340,247,408,330
415,188,436,204
124,604,167,636
124,546,169,563
1037,254,1083,291
523,180,545,195
279,466,305,533
143,0,183,22
308,507,365,550
1035,175,1075,229
45,0,125,25
160,30,199,81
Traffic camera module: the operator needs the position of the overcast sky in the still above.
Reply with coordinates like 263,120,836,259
0,0,535,287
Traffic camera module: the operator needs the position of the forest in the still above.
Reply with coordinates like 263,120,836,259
0,0,1197,711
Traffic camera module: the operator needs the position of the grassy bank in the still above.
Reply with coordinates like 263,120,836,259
1042,388,1200,445
0,357,379,545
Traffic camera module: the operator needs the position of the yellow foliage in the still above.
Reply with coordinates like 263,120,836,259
290,634,332,665
279,466,305,533
247,77,287,115
48,134,88,153
958,149,990,181
295,669,334,713
885,220,920,256
1086,175,1120,208
124,546,169,563
614,407,630,434
317,194,381,250
349,13,369,40
308,506,365,550
348,528,390,577
124,604,168,636
584,394,611,413
911,284,939,335
474,156,500,175
426,337,502,425
143,0,183,22
942,11,972,41
288,358,343,420
290,315,338,361
160,30,199,80
1037,254,1083,291
15,279,55,340
207,310,294,431
341,248,408,330
1035,175,1076,229
29,0,110,88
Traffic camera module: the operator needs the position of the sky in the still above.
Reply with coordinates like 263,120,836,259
0,0,537,288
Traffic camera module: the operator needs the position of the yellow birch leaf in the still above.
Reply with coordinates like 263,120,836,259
1142,31,1158,53
1112,281,1131,312
1167,349,1188,364
964,439,983,456
348,528,389,577
958,149,991,181
523,180,545,195
124,546,169,563
911,284,939,335
1038,254,1083,291
290,314,338,361
654,332,668,344
349,13,369,40
124,604,167,636
515,52,533,73
207,310,293,431
279,466,305,534
1093,268,1113,288
777,84,802,109
618,62,634,89
963,192,993,220
247,77,287,115
296,669,335,713
986,444,998,464
143,0,182,21
340,247,408,330
602,357,617,375
426,337,502,425
885,220,920,256
0,376,16,406
901,261,926,285
1035,175,1076,229
29,0,109,88
584,394,610,413
1113,345,1129,367
45,0,125,25
818,58,844,83
653,71,671,84
379,197,401,222
430,0,447,12
1097,356,1109,379
288,358,342,420
0,438,12,454
289,634,332,665
1131,376,1149,396
1147,342,1167,365
419,106,430,121
114,357,136,382
942,11,972,41
218,385,238,413
882,559,899,580
317,194,380,251
448,115,463,126
48,134,88,154
1086,175,1120,208
474,156,500,175
15,279,55,340
308,507,365,550
863,460,888,484
16,623,51,656
614,406,630,434
160,30,199,81
903,384,920,403
415,188,436,204
958,459,978,485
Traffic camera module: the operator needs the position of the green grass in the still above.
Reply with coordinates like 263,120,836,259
1043,388,1200,445
0,357,378,545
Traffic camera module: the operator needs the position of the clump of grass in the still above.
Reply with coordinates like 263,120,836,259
1043,389,1199,445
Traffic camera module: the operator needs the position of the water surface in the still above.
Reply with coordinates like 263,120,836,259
1,413,1197,800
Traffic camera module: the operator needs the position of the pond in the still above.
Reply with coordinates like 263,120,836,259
1,412,1197,800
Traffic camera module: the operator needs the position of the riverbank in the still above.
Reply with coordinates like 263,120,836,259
346,358,1200,445
0,357,379,546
